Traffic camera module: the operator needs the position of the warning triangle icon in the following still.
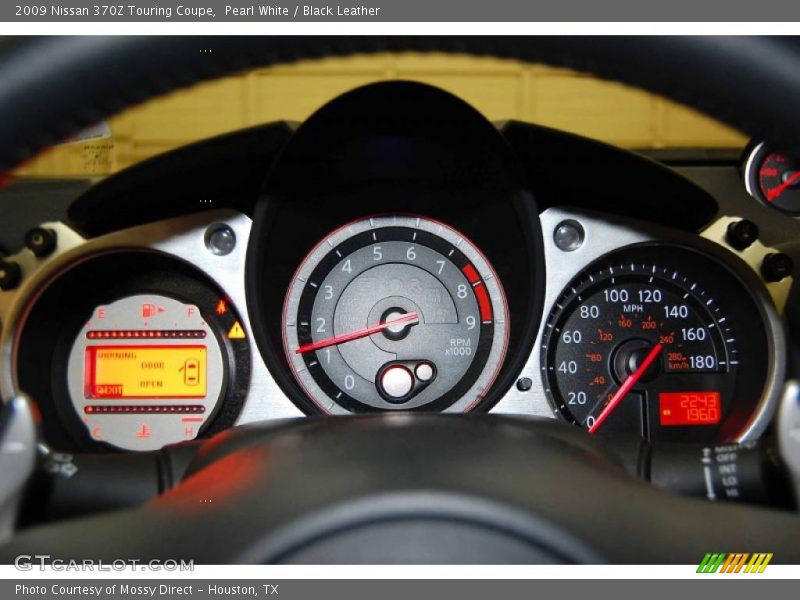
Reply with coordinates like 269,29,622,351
228,321,246,339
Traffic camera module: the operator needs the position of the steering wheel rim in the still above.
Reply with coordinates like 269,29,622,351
3,415,800,564
2,36,800,564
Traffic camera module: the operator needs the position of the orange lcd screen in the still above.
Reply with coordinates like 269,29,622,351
84,345,207,399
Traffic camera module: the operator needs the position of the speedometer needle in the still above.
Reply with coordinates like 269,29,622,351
587,343,664,434
295,312,420,354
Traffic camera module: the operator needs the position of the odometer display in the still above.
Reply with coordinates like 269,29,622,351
658,391,721,426
542,245,771,443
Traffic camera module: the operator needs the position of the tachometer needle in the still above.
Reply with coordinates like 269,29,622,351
295,312,420,355
587,343,664,434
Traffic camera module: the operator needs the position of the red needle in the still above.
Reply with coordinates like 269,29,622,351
587,343,664,434
767,171,800,201
295,312,419,354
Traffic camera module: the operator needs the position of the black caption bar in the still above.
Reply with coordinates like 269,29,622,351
5,0,800,22
4,579,800,600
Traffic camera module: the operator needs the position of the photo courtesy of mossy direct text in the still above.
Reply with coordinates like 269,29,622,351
16,584,276,596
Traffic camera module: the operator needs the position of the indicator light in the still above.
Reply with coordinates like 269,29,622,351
141,303,166,318
215,299,228,315
659,391,721,426
228,321,246,339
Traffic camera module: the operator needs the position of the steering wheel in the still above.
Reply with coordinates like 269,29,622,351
1,36,800,564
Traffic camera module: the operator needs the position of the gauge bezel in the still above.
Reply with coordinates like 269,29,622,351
65,293,228,452
743,141,768,203
489,207,786,444
245,80,545,417
248,189,543,417
281,214,510,415
0,211,302,444
11,249,251,452
743,141,800,215
539,241,779,443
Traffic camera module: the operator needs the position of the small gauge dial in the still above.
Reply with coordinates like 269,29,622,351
744,143,800,214
542,245,772,443
66,294,227,451
15,252,251,453
282,215,509,414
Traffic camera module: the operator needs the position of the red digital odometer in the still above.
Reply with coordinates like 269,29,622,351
659,391,721,426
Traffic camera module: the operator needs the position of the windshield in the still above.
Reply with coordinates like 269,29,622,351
13,53,747,179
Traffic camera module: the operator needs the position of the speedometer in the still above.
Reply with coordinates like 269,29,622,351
541,245,774,443
282,215,509,413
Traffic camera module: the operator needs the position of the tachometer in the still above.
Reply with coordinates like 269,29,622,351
282,215,509,413
542,245,773,443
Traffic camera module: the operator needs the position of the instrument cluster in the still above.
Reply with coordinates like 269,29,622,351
0,82,791,453
0,203,786,453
